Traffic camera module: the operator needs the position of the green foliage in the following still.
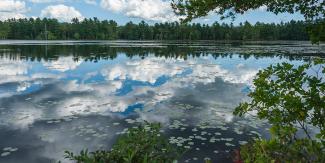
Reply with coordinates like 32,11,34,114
234,59,325,141
47,31,57,40
0,18,314,41
308,20,325,44
234,59,325,162
74,33,81,40
64,123,183,163
240,138,325,162
171,0,325,22
0,22,9,39
171,0,325,42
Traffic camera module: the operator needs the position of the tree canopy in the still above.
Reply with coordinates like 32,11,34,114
171,0,325,42
171,0,324,22
0,18,312,41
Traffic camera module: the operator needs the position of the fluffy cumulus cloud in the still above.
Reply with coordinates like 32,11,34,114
0,0,28,20
100,0,180,22
40,4,84,22
0,54,262,128
102,57,258,87
0,0,26,12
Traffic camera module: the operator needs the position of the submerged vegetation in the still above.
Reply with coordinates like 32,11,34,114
64,123,184,163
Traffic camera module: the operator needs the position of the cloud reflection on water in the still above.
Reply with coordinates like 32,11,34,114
0,55,262,129
0,49,299,163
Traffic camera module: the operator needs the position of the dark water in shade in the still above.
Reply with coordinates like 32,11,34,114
0,41,324,163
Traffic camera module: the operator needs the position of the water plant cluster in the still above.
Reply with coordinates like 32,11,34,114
64,122,183,163
0,147,18,157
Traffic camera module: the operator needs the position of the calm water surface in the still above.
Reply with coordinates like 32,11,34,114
0,41,324,163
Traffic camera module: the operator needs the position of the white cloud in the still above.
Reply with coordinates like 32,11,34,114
0,0,28,20
100,0,180,22
30,0,97,5
102,57,258,87
189,63,258,86
40,4,84,22
0,59,28,76
0,0,26,12
6,106,43,129
0,12,26,20
16,82,31,92
101,58,184,83
29,0,65,3
84,0,97,5
29,0,97,5
101,0,124,12
0,55,262,129
257,5,267,11
43,56,82,72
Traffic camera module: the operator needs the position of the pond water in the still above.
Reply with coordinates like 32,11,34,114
0,41,324,163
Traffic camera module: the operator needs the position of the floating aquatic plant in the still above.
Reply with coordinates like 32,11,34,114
204,157,211,162
220,138,234,142
3,147,18,152
125,119,135,124
214,132,222,136
225,142,235,146
1,152,10,157
238,141,248,145
112,122,120,126
65,122,184,163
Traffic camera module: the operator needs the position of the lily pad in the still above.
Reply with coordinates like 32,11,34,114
1,152,10,157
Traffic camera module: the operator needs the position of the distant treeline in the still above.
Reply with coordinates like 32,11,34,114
0,18,312,40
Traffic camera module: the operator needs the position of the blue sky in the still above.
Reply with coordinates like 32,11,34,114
0,0,305,25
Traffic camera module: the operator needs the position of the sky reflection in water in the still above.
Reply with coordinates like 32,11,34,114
0,42,317,162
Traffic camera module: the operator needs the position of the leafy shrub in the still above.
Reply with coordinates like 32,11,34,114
234,58,325,162
64,123,183,163
240,138,324,162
